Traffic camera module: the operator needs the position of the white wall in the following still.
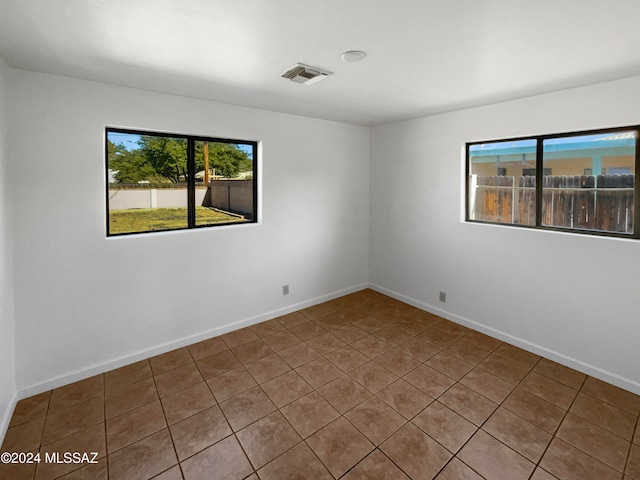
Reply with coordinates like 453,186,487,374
370,76,640,394
9,70,370,394
0,57,17,439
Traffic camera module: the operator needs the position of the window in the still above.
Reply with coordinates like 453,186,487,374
106,128,257,236
466,126,638,238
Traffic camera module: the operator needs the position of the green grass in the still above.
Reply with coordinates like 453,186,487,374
109,207,246,234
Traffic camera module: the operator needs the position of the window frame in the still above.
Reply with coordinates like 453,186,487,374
465,125,640,239
105,127,258,237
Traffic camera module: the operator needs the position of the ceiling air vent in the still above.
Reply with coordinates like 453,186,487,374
281,63,332,85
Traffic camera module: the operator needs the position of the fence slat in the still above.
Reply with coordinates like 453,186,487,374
471,174,634,233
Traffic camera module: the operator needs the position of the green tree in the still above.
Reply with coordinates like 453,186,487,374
107,139,127,159
108,140,156,184
139,136,189,183
200,142,252,178
109,136,253,184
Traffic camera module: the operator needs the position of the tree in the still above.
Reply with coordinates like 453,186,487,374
109,136,254,184
138,136,188,183
107,139,127,159
108,140,156,184
200,142,253,178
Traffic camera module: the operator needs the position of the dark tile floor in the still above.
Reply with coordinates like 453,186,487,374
1,289,639,479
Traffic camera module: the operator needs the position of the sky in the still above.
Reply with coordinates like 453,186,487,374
470,132,634,152
108,131,141,150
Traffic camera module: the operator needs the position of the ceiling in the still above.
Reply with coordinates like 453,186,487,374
2,0,640,126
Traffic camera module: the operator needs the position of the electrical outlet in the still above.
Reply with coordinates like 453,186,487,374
283,285,289,295
439,291,446,303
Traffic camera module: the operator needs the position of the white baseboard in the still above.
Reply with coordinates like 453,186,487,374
369,283,640,396
0,389,18,448
17,283,369,400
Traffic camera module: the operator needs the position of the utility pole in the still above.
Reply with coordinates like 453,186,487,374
203,142,210,185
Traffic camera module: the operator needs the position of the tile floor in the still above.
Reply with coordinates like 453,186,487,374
2,289,640,480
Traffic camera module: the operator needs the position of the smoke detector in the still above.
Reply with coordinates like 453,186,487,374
281,63,332,85
341,50,366,62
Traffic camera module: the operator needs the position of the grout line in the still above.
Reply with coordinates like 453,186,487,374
622,413,640,478
145,363,184,479
197,380,258,478
429,346,540,479
529,373,595,478
32,390,54,480
102,374,109,480
524,356,565,480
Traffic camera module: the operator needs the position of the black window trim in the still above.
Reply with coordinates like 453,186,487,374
105,126,259,237
465,124,640,239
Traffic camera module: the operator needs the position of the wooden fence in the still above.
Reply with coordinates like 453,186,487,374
469,174,634,233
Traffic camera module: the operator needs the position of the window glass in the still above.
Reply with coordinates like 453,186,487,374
107,132,187,234
194,141,255,227
466,127,638,238
468,139,537,226
542,132,635,234
106,129,257,236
